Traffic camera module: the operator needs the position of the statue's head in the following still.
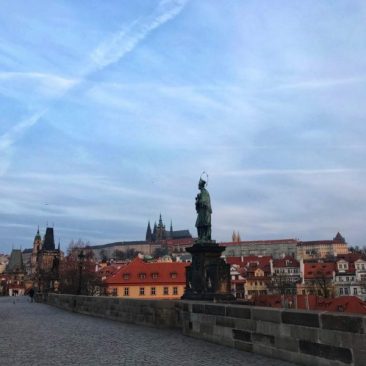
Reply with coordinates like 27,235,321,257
198,178,206,189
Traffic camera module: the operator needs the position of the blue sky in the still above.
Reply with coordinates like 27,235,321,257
1,0,366,253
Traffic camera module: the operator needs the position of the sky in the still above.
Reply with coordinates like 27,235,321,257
1,0,366,253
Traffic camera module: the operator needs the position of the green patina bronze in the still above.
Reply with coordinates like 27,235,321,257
195,178,212,242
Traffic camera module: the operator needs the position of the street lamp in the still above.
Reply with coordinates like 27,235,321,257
77,250,85,295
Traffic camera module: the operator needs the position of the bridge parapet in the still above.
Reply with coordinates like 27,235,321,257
38,294,366,366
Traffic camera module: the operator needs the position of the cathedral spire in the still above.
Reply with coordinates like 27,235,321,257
146,221,152,242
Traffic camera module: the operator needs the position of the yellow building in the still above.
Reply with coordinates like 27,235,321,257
104,257,188,299
297,232,348,260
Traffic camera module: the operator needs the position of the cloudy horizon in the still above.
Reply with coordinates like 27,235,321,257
1,0,366,253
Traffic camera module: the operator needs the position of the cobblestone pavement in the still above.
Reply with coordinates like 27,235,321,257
0,296,296,366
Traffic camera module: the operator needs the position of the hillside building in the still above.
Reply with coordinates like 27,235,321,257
104,257,188,299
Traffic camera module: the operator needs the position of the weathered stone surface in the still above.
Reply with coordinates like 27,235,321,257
205,304,225,316
192,303,205,313
321,313,365,333
234,340,253,352
288,324,319,341
252,308,282,323
275,336,299,353
226,305,251,319
252,333,275,346
282,310,320,328
233,329,252,342
354,349,366,366
216,315,235,328
234,318,256,331
256,320,282,337
299,340,352,364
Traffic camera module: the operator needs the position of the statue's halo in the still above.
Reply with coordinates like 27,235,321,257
200,171,209,186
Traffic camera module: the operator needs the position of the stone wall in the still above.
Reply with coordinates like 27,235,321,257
39,294,366,366
42,293,181,329
181,301,366,366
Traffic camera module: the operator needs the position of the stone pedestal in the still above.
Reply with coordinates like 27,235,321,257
182,241,235,301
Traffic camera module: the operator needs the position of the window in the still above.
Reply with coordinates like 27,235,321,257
163,287,169,295
151,287,156,295
139,273,146,279
340,288,343,295
173,287,178,295
353,288,358,295
170,272,177,279
124,287,129,296
345,288,349,295
139,287,145,296
151,272,159,279
123,273,130,280
112,288,117,296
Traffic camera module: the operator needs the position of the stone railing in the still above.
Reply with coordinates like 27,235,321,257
181,301,365,366
42,293,181,329
38,294,365,366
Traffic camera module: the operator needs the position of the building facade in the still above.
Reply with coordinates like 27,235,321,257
297,232,349,260
222,239,298,259
104,257,188,299
4,249,27,296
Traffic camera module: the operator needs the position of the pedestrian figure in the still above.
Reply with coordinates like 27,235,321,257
29,288,35,303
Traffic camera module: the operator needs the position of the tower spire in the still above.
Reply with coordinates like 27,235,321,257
146,221,152,242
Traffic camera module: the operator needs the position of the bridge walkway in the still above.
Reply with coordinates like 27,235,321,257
0,296,295,366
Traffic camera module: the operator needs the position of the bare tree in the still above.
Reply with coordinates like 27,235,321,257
59,240,103,296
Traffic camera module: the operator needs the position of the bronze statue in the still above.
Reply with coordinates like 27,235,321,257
195,177,212,241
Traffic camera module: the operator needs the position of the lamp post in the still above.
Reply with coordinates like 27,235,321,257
77,250,85,295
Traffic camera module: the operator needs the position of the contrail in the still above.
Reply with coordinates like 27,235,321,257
0,0,188,175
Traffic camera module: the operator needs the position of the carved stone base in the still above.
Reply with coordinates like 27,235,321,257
182,242,235,301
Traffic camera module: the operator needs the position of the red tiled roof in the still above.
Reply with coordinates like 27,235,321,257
226,256,272,267
105,257,188,285
304,262,335,279
98,265,121,278
273,256,299,268
316,296,366,314
251,295,366,315
337,253,366,262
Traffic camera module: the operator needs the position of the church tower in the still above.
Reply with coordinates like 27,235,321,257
31,227,42,275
